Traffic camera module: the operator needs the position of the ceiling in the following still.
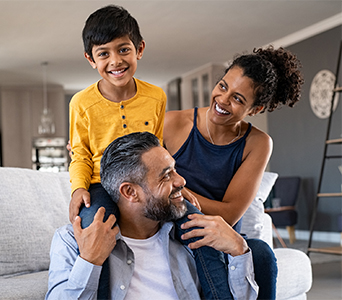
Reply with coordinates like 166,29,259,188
0,0,341,92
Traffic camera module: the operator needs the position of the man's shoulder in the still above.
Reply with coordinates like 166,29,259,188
53,224,78,250
160,222,193,254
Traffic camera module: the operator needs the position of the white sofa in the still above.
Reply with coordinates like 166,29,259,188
0,167,312,299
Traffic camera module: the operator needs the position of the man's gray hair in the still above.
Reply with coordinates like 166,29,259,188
100,132,160,203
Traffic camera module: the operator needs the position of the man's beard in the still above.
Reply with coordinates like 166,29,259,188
143,187,187,222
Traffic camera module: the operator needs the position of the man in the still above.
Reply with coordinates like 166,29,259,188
46,132,258,300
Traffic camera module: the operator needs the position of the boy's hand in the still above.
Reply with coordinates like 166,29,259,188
66,140,72,158
182,187,201,211
180,214,249,257
69,188,91,223
73,207,119,266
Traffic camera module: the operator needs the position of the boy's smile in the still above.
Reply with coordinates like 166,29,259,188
85,36,145,102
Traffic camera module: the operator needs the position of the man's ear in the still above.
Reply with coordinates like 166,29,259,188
119,182,139,202
248,106,264,116
136,40,146,61
84,52,97,69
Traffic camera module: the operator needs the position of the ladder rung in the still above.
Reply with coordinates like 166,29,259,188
317,192,342,197
325,155,342,159
333,86,342,92
326,138,342,144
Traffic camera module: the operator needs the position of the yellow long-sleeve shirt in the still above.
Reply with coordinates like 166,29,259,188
69,79,167,194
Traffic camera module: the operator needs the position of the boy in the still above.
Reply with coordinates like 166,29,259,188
69,5,166,224
68,7,166,297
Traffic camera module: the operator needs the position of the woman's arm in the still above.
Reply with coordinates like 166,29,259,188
185,129,272,226
164,110,272,226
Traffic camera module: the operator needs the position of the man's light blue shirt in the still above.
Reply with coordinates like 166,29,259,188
46,222,258,300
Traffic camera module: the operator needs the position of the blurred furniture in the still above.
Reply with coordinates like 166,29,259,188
0,168,312,300
32,137,68,172
241,172,312,299
265,176,301,244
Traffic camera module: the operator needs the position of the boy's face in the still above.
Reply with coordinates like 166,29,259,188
85,35,145,91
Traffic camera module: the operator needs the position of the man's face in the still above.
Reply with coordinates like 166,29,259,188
140,146,187,222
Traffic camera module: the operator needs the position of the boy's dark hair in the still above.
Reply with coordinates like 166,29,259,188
100,132,160,203
82,5,143,61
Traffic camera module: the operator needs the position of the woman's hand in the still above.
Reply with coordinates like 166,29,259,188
182,187,201,211
180,214,249,257
69,188,91,223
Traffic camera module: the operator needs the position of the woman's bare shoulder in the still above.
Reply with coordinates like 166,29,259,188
165,108,193,123
247,124,273,153
165,109,194,131
164,108,194,154
240,123,273,168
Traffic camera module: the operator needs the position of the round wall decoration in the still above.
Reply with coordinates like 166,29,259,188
309,69,339,119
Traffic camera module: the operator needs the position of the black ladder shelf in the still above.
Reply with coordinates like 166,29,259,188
307,41,342,256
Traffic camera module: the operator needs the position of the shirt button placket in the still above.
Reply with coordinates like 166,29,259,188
120,104,127,130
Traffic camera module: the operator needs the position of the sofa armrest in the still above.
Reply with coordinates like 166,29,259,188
261,213,273,248
241,172,278,242
274,248,312,300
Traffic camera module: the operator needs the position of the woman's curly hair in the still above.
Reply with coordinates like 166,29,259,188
226,46,304,112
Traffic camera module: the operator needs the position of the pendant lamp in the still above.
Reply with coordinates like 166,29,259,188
38,62,55,135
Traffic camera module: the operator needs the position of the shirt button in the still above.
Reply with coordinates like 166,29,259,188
123,124,127,129
230,266,236,271
120,285,125,290
120,105,124,109
122,115,126,119
144,121,149,126
127,259,132,265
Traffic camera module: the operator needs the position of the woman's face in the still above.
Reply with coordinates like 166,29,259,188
208,66,261,125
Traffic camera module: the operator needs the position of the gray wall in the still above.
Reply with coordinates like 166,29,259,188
0,86,67,169
268,26,342,232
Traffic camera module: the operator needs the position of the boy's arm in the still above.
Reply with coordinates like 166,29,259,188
69,103,94,193
154,91,167,145
69,103,94,221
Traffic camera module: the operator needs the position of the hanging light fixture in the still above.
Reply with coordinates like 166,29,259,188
38,62,55,135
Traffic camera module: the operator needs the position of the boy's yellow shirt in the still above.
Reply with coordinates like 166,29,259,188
69,78,167,194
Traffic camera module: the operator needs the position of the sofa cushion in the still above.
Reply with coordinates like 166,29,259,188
241,172,278,239
0,168,71,276
0,270,48,300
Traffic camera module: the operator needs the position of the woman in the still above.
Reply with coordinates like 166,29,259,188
164,46,304,299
